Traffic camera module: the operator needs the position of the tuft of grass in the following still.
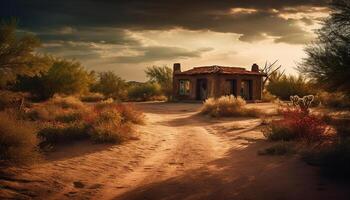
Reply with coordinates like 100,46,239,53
201,95,262,118
258,142,295,156
0,112,40,164
49,95,85,109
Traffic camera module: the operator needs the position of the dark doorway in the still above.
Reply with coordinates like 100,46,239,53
225,79,237,96
196,79,208,100
240,80,253,100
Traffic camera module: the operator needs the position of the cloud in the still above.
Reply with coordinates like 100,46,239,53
2,0,328,44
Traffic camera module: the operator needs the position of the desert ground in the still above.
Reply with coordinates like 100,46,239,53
1,102,350,200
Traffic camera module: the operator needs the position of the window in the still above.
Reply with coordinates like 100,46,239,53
179,80,190,95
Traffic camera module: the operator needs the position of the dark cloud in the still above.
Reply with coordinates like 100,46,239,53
1,0,328,44
110,46,213,63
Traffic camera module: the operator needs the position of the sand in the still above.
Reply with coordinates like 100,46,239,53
1,102,350,200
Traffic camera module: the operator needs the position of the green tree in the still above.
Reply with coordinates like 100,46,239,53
17,58,93,99
0,20,50,88
266,72,316,100
92,71,127,100
298,0,350,95
145,65,172,100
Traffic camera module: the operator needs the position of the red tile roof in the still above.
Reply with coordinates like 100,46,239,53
177,65,265,76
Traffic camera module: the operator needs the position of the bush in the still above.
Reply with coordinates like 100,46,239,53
38,122,89,145
0,112,40,164
266,75,315,100
316,91,350,109
0,90,28,111
49,95,85,109
303,139,350,179
80,92,105,102
263,107,327,142
261,90,277,102
201,95,262,117
127,82,163,101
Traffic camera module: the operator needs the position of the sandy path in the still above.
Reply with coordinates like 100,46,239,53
1,102,350,200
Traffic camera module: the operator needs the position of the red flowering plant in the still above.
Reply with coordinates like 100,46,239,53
264,95,327,142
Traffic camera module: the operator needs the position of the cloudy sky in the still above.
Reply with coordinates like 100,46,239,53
1,0,330,81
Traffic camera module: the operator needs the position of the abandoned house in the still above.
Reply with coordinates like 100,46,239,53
172,63,266,101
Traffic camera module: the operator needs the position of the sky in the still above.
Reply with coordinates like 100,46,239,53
1,0,330,81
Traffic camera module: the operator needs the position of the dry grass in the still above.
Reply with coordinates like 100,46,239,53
201,95,262,117
28,96,144,145
0,112,40,164
80,92,105,102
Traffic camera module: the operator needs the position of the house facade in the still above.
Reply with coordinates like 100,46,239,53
173,63,265,101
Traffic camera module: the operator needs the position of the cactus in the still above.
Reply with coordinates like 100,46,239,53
289,95,314,113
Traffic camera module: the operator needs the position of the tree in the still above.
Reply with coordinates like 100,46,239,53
298,0,350,95
145,65,172,100
0,20,50,88
92,71,127,100
260,60,284,88
16,58,94,99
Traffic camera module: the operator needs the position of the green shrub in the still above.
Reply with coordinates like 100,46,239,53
0,112,40,164
201,95,262,117
266,75,315,100
263,122,295,141
127,82,162,101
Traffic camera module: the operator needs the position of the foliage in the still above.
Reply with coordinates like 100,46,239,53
127,82,163,101
80,92,105,102
263,106,327,142
316,91,350,108
0,111,40,164
28,96,144,145
38,122,89,145
145,65,172,100
261,90,277,102
266,73,315,100
0,20,50,89
92,71,127,100
0,90,28,110
201,95,262,117
16,58,94,99
298,0,350,95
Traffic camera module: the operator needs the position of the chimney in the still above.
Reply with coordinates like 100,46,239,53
251,63,259,72
173,63,181,73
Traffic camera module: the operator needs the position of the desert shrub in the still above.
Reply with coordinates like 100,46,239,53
55,111,83,123
201,95,262,117
261,90,277,102
0,112,40,164
0,90,28,110
80,92,105,102
87,104,141,143
38,122,89,145
303,139,350,179
316,91,350,108
127,82,162,101
91,71,127,100
264,107,327,142
258,142,295,156
49,95,84,109
266,75,316,100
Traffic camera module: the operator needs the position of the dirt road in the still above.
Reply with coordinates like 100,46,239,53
1,102,350,200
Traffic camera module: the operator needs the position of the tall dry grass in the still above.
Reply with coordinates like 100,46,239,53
0,112,40,164
201,95,262,117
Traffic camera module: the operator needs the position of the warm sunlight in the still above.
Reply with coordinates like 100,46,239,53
1,0,350,200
